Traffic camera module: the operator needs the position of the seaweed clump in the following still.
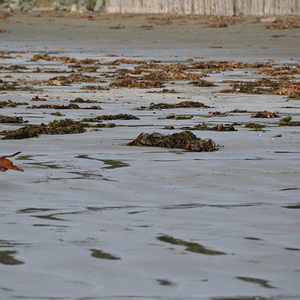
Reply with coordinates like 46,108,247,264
0,100,28,108
244,123,266,131
275,84,300,99
109,78,164,89
27,103,102,110
189,123,236,131
70,97,99,103
278,116,300,126
0,119,86,140
81,114,139,122
127,131,219,152
135,101,210,110
251,111,279,118
0,115,27,123
189,80,216,87
43,73,104,86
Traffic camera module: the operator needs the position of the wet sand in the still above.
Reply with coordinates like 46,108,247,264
0,12,300,300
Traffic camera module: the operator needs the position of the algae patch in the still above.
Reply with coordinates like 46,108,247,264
157,235,226,255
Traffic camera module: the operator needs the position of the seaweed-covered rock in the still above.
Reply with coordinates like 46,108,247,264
0,119,86,140
251,111,279,118
81,114,139,121
127,131,219,152
135,101,210,110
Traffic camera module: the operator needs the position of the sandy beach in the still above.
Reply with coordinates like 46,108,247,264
0,12,300,300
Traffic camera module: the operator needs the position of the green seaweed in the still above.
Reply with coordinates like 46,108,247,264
100,159,129,169
157,235,226,255
33,214,67,221
75,155,130,169
17,208,53,214
244,237,262,241
16,155,33,161
236,277,276,288
278,116,300,126
283,203,300,209
157,279,173,286
90,249,120,260
0,251,24,265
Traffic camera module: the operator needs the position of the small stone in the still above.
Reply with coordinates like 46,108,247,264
260,17,278,23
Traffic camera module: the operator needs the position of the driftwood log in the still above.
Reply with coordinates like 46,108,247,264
0,152,24,172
